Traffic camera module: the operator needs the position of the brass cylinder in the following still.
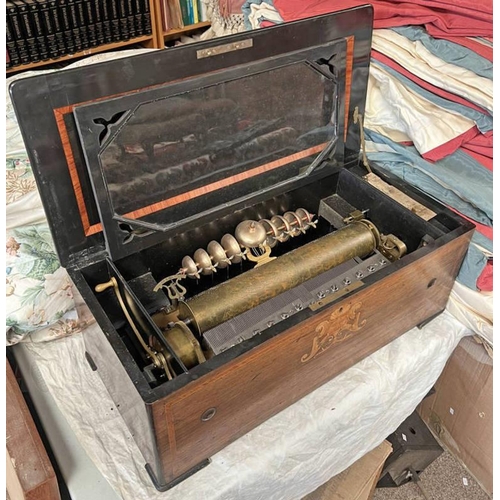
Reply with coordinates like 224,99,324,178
178,220,380,334
151,321,207,370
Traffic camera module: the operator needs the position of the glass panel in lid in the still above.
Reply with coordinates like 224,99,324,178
99,61,340,221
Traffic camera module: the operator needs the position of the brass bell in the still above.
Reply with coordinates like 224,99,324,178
234,220,267,248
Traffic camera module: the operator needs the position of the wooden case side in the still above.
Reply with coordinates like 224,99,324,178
151,231,472,482
82,320,161,479
6,361,61,500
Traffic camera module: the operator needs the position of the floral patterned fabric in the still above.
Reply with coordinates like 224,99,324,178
5,151,82,345
5,225,78,345
6,158,36,204
5,49,153,345
199,0,245,39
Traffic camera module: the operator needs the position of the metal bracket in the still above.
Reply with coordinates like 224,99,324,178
309,281,364,311
84,351,97,371
353,106,372,174
343,209,368,224
114,214,170,233
378,233,407,262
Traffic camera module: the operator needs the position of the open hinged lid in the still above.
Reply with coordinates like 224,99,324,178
10,6,373,266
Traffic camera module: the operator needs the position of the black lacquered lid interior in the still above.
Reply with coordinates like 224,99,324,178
95,62,338,219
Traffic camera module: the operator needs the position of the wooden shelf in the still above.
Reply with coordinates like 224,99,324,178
6,0,211,74
163,21,211,40
6,35,155,75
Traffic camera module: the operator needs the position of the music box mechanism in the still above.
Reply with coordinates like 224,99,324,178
95,204,406,383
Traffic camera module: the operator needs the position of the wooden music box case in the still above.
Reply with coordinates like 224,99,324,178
10,5,474,490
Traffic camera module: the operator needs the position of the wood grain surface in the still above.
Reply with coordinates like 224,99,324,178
151,231,471,483
344,36,354,141
6,361,61,500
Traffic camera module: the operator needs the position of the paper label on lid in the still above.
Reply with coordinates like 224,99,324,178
364,173,436,221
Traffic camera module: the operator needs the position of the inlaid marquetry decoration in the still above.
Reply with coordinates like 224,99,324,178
301,302,366,363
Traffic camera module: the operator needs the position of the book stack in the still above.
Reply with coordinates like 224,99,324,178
160,0,207,33
6,0,153,69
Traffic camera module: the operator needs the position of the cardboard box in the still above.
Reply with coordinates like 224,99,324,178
418,336,493,496
304,440,393,500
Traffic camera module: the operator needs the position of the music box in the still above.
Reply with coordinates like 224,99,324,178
11,5,473,490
